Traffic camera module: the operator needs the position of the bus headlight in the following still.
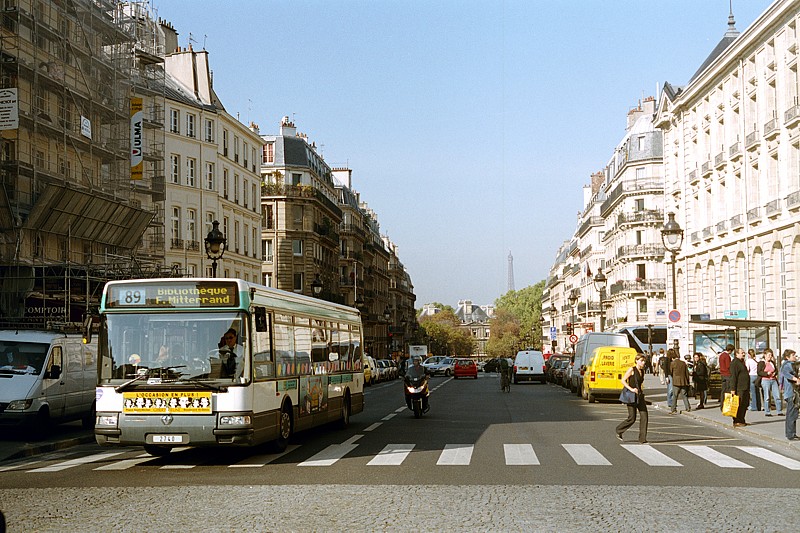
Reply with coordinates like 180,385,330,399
96,414,118,427
219,415,251,426
6,399,33,411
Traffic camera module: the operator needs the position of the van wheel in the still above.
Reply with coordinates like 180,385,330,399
270,403,293,453
28,408,52,440
581,387,588,400
588,392,596,403
144,444,171,456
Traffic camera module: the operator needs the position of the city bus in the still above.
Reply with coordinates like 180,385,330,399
93,278,364,456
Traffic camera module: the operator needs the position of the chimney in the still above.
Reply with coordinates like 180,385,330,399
280,116,297,137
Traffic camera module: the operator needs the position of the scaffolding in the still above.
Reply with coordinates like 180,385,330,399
0,0,168,322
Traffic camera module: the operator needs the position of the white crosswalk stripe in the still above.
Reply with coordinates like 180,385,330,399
436,444,473,465
28,452,124,473
622,444,682,466
679,445,752,468
736,446,800,470
504,444,539,465
562,444,611,465
367,444,415,466
9,442,800,473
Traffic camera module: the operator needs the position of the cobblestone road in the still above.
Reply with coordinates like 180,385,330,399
1,484,796,532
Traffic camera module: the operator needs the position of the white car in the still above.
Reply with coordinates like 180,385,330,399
423,356,455,376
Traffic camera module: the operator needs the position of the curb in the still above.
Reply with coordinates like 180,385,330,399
651,402,799,451
2,434,96,463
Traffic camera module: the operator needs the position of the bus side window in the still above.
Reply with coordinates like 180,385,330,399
253,310,273,379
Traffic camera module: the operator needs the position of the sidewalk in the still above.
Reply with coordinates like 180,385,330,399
0,421,95,463
643,372,799,451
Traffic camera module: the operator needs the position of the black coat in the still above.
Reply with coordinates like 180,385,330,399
729,357,749,391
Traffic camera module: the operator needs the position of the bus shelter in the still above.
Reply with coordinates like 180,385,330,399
690,318,781,367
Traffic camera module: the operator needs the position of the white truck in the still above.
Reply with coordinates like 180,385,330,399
409,345,428,358
0,328,97,434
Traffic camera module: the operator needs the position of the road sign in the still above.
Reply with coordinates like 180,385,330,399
549,326,557,334
569,334,578,344
668,325,681,341
668,309,681,323
549,330,557,341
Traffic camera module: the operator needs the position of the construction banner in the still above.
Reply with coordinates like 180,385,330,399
130,97,143,180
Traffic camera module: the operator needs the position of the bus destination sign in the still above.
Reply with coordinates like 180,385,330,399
107,281,240,308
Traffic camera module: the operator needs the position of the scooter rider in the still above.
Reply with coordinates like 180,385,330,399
405,355,430,413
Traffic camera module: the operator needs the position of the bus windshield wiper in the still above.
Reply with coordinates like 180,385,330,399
114,372,149,393
176,377,224,391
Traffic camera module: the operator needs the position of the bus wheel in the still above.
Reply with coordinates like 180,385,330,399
339,393,351,429
270,404,293,453
144,444,171,457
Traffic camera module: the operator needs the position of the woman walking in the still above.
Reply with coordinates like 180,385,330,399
616,354,648,444
758,349,782,416
692,352,709,409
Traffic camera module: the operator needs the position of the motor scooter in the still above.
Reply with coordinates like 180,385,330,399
404,369,430,418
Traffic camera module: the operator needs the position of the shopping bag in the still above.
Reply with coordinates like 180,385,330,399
722,392,739,417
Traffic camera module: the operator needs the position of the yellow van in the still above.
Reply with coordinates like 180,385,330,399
582,346,638,403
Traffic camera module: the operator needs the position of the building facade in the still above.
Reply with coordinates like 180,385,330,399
656,0,800,351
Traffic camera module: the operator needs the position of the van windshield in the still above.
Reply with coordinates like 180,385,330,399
0,341,50,376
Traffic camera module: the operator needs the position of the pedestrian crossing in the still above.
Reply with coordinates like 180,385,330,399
2,441,800,474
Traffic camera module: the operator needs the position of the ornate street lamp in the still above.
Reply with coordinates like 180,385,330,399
593,268,607,332
661,211,684,355
383,307,391,321
568,289,579,350
548,303,557,352
311,274,323,297
204,220,226,278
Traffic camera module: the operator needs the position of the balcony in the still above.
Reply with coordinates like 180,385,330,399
745,129,761,151
609,279,666,296
728,141,742,162
690,231,700,244
747,206,762,225
170,238,184,250
577,216,604,237
701,160,713,177
714,151,726,169
716,220,728,236
765,199,781,218
577,301,600,314
617,209,661,227
730,214,744,231
785,104,800,128
786,190,800,211
616,244,665,261
764,117,780,140
702,226,714,241
688,169,699,185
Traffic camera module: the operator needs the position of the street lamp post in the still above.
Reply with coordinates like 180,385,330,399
548,303,557,351
539,315,545,351
311,274,323,297
384,307,391,359
593,268,607,332
204,220,226,278
661,211,684,356
568,289,579,353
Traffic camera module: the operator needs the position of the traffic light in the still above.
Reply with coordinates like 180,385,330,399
566,322,573,335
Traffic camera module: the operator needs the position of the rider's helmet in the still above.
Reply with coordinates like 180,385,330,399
411,355,422,365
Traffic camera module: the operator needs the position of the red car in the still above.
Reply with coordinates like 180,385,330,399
453,358,478,379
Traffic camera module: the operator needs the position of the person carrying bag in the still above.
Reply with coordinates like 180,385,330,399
615,354,649,444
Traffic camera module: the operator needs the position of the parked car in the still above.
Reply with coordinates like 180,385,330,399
377,359,396,380
482,358,502,373
546,355,568,382
365,355,378,385
362,354,373,385
423,356,455,376
553,360,569,385
562,361,574,389
453,358,478,379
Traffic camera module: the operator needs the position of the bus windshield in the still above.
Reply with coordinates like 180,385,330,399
98,311,249,386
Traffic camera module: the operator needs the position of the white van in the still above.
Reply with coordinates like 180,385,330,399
0,330,97,433
513,350,546,384
570,332,628,397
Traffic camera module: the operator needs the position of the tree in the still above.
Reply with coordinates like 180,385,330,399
487,281,546,356
418,308,476,356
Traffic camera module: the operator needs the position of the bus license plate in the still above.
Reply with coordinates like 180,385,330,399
153,435,183,443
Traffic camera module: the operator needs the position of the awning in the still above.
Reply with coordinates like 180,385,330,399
689,318,780,329
24,185,153,249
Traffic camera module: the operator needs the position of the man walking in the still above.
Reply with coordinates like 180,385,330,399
718,344,733,409
670,351,691,413
780,349,800,441
662,349,675,410
730,348,750,427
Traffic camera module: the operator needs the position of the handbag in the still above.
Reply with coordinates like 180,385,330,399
722,392,739,417
619,388,637,404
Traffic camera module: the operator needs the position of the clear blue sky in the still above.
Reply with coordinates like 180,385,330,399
153,0,772,309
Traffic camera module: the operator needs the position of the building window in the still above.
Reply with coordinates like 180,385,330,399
206,162,215,190
263,273,273,287
205,119,214,142
262,142,274,163
206,213,214,236
223,169,229,199
263,205,273,229
635,167,645,180
293,205,303,229
234,135,240,163
234,221,240,253
636,263,646,279
234,174,240,203
637,299,647,313
263,239,274,262
243,142,248,167
170,154,180,184
186,113,195,138
186,157,196,186
187,209,196,244
223,217,229,243
223,129,229,156
637,135,645,151
292,239,303,256
293,272,304,292
252,183,257,211
243,224,249,256
170,109,179,134
634,198,644,211
252,227,257,257
243,178,248,208
171,207,181,243
292,173,302,186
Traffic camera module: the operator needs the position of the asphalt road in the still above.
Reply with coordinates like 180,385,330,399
1,373,799,531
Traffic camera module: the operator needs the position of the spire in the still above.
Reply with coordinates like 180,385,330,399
725,0,739,38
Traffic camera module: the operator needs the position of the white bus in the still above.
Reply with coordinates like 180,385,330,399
93,278,364,456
